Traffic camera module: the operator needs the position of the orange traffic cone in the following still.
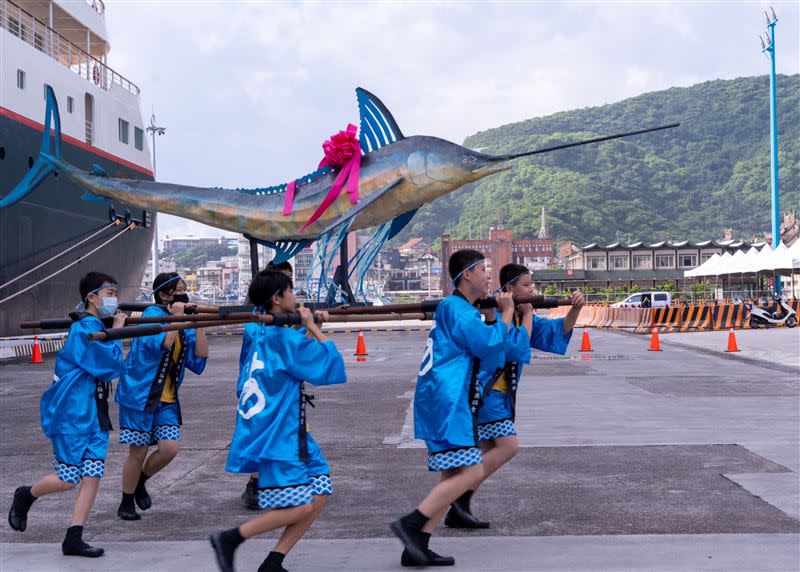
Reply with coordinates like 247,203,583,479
724,328,740,353
354,329,368,361
647,328,662,351
579,327,593,352
31,336,43,363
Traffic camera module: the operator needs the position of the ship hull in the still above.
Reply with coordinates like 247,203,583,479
0,113,154,336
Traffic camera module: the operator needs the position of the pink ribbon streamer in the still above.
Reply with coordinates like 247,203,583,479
283,124,361,231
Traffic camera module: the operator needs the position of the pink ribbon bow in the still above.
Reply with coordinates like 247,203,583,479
283,124,362,232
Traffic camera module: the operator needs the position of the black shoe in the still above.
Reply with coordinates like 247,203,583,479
117,503,141,521
62,538,104,557
242,476,259,510
257,550,288,572
8,486,35,532
401,547,456,567
209,531,237,572
444,504,490,529
390,518,427,564
134,475,152,511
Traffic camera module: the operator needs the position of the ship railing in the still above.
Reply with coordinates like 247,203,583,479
1,0,138,96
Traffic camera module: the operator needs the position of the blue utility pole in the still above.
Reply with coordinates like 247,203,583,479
761,7,781,294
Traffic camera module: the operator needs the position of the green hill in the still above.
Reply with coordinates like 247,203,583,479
398,75,799,247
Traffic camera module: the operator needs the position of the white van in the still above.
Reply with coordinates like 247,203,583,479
610,292,671,308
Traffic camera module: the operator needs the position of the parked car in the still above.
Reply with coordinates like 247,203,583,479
610,292,671,308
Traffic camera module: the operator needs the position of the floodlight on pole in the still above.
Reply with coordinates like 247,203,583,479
146,113,166,276
759,6,781,293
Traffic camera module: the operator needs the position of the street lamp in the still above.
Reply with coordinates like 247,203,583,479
146,113,166,276
421,253,434,297
760,7,781,293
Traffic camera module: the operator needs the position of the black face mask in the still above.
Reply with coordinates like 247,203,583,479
172,293,189,304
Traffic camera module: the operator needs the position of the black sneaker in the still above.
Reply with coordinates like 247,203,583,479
390,518,427,564
62,538,104,557
134,482,152,511
242,476,259,510
117,501,141,521
401,547,456,567
209,531,237,572
8,486,35,532
444,504,490,529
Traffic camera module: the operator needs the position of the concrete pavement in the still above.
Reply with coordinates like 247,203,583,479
1,328,798,571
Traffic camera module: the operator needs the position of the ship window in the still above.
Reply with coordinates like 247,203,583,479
17,69,25,90
118,119,129,144
134,127,144,151
67,97,74,114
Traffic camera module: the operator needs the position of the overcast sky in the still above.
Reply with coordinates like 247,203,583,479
104,0,800,243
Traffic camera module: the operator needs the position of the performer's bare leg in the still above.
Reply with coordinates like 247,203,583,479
142,440,179,476
71,477,100,526
273,494,328,554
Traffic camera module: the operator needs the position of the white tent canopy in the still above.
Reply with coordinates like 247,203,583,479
685,253,720,277
683,242,800,277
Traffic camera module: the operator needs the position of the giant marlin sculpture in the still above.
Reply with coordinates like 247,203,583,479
2,86,677,301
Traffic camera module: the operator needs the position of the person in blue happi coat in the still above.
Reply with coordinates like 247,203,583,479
445,263,584,529
241,259,295,510
115,272,208,520
391,249,516,567
8,272,126,558
210,270,346,572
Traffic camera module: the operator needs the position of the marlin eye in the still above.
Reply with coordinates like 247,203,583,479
462,156,476,164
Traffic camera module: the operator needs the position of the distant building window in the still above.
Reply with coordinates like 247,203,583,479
633,255,652,269
134,127,144,151
700,253,714,262
679,254,697,268
17,69,25,90
67,97,74,113
118,119,129,144
588,256,605,270
611,256,628,269
655,255,674,268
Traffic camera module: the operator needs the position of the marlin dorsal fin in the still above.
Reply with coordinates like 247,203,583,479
355,88,405,154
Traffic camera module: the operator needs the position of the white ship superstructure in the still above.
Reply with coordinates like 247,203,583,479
0,0,156,336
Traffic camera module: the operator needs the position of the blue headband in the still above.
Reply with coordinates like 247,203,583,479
75,281,118,310
451,259,485,287
153,275,182,295
493,270,530,294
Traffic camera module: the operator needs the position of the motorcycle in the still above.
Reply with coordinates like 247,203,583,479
747,296,797,328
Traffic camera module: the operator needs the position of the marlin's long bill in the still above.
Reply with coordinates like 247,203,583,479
1,86,680,242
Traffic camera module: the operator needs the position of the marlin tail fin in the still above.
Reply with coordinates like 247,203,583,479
0,85,63,208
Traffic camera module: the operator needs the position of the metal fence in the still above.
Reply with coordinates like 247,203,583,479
1,0,139,96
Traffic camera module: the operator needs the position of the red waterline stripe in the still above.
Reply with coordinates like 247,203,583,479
0,106,154,178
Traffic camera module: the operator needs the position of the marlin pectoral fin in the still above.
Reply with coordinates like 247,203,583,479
356,88,405,153
245,236,313,264
317,177,403,236
81,191,109,203
90,163,109,178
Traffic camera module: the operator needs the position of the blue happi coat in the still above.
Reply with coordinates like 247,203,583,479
478,314,572,391
40,314,125,437
226,323,346,473
115,306,206,412
414,293,508,446
529,315,572,356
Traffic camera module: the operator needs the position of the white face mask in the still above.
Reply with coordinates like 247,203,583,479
97,296,118,317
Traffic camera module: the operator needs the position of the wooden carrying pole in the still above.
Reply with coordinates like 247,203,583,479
88,312,434,342
25,296,571,332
